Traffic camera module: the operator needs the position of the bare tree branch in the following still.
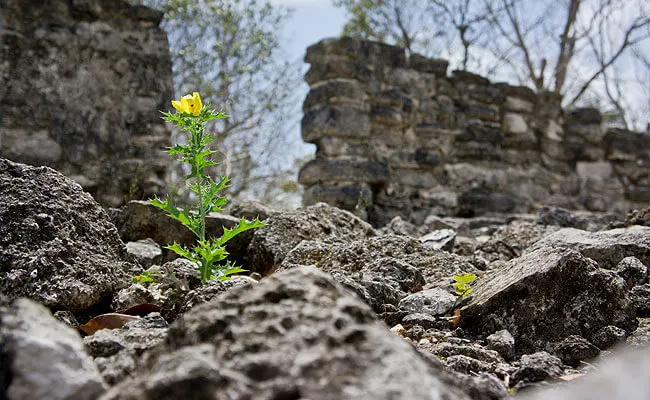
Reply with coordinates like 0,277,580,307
569,15,650,105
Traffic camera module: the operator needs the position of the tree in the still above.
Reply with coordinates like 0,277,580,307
136,0,303,201
333,0,438,54
334,0,650,130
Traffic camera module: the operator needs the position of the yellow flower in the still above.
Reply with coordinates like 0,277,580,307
171,92,203,116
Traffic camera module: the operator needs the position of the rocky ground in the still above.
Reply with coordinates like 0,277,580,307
1,157,649,400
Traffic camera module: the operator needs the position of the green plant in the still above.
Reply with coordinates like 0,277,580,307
149,92,265,282
452,273,477,296
131,270,161,285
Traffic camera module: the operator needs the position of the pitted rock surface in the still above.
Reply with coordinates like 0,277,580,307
0,298,107,399
279,234,479,315
526,226,650,269
460,247,637,354
100,267,471,400
0,159,137,310
248,202,377,275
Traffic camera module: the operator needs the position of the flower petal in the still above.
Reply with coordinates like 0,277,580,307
180,96,191,114
171,100,184,113
190,92,202,116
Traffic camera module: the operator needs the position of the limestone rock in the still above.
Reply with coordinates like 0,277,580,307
419,229,456,252
511,352,563,385
526,225,650,269
1,0,173,207
279,234,480,314
536,206,619,232
590,325,627,349
248,202,376,275
0,159,137,310
631,284,650,317
399,288,457,317
551,335,600,367
227,199,279,221
0,298,107,399
477,221,558,262
486,329,516,361
100,267,471,400
614,256,648,287
125,238,162,268
460,247,637,354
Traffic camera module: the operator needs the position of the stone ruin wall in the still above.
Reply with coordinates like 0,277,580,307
299,37,649,227
1,0,173,207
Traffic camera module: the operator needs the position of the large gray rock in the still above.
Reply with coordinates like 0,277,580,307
536,206,619,231
279,234,478,316
100,267,471,400
460,247,637,354
1,0,173,207
248,202,376,275
0,159,137,310
0,298,107,399
526,225,650,269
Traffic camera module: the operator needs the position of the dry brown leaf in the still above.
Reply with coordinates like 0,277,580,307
452,309,461,329
78,313,140,336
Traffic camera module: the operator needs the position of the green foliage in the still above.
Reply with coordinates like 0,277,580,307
150,95,266,282
452,273,477,296
132,270,161,285
136,0,302,200
332,0,435,53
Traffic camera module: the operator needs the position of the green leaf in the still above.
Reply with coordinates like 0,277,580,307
166,242,194,260
453,273,477,284
217,265,247,281
453,283,473,296
149,196,201,238
218,217,266,246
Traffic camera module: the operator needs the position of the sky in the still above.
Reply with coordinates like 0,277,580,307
269,0,347,64
265,0,348,165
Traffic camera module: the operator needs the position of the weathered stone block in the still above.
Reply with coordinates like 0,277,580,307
502,113,528,134
409,53,449,77
370,106,406,127
303,79,368,111
316,137,368,157
298,159,389,185
566,107,603,124
302,105,370,143
388,149,441,169
504,96,534,113
576,161,613,179
464,103,500,122
305,37,407,67
305,60,374,84
372,88,415,112
303,182,373,210
385,68,436,94
604,129,650,160
458,187,517,215
452,70,490,86
391,168,439,188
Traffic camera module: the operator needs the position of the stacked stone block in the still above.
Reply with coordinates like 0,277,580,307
1,0,173,207
300,37,649,227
